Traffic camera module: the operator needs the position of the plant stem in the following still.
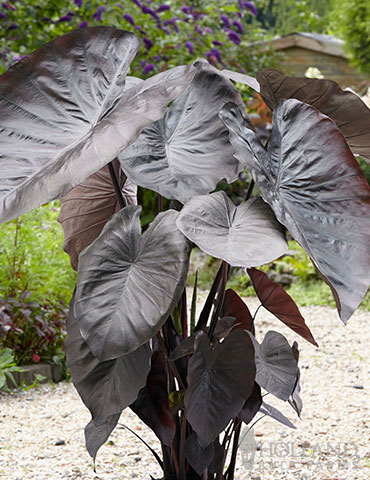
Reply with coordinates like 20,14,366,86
225,420,242,480
156,332,185,390
208,261,228,340
178,412,187,480
108,161,126,209
245,179,255,201
181,289,188,338
196,261,224,331
158,194,163,212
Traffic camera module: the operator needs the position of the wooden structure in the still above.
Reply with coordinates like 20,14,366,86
252,32,370,93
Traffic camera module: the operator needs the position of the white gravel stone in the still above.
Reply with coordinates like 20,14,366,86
0,296,369,480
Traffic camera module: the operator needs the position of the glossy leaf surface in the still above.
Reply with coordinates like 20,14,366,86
65,293,151,458
0,27,195,223
248,330,298,401
257,69,370,163
130,351,176,446
58,159,137,270
176,191,288,267
184,330,255,447
247,268,317,346
221,100,370,323
118,60,247,203
75,206,191,360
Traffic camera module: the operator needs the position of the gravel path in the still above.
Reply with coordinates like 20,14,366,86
1,296,370,480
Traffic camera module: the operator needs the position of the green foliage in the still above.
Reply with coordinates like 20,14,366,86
0,294,67,365
254,0,331,34
0,0,279,76
0,348,24,392
358,156,370,185
0,201,76,306
329,0,370,74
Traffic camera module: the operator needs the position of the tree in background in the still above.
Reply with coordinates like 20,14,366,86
253,0,331,35
0,0,280,76
329,0,370,75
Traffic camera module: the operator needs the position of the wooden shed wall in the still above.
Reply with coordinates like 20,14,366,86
279,46,370,93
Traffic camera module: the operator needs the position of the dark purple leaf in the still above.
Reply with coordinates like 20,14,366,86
238,382,262,424
0,27,195,224
184,330,255,447
247,268,318,346
248,330,298,401
223,289,254,332
75,207,191,360
220,100,370,324
260,401,296,429
65,293,151,459
119,60,246,203
85,413,121,460
130,351,175,446
58,158,137,271
289,341,302,417
257,69,370,163
176,192,288,267
184,432,215,475
208,439,225,474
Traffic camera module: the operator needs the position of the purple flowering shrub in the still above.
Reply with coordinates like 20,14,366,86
0,0,279,77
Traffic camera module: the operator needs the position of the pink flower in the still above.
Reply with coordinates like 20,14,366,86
33,353,41,363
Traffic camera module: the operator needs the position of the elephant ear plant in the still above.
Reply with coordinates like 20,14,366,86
0,27,369,480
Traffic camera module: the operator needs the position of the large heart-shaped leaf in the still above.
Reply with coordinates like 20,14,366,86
130,351,176,446
247,268,318,346
248,330,298,401
58,159,137,270
75,206,191,361
176,191,288,267
118,60,248,203
220,100,370,323
0,27,195,224
184,330,255,447
257,69,370,163
65,293,151,458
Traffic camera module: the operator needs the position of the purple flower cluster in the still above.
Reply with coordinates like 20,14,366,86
123,13,135,25
92,5,105,22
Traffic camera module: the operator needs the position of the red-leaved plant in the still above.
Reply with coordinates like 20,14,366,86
0,27,369,479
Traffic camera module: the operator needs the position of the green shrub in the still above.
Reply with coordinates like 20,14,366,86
0,293,67,365
0,201,76,306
